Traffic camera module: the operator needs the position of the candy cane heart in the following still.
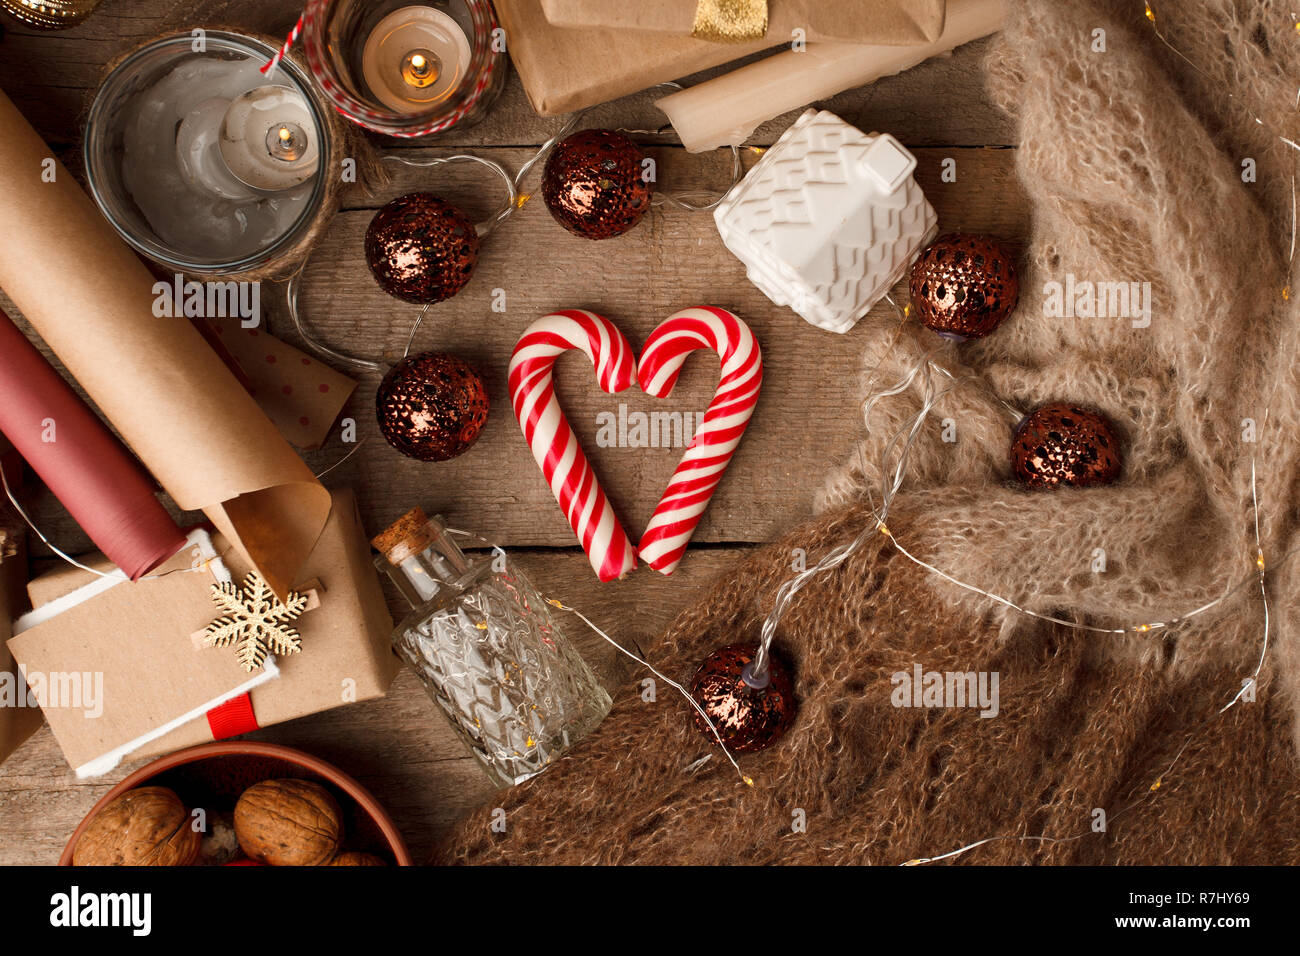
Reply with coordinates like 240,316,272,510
509,310,638,581
637,307,762,575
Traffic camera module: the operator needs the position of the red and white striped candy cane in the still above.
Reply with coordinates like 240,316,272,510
261,13,304,75
509,310,638,581
637,306,762,575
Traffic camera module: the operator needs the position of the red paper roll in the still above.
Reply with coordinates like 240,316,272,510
0,308,186,579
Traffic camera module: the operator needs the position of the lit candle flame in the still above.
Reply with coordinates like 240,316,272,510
265,121,307,164
401,49,440,89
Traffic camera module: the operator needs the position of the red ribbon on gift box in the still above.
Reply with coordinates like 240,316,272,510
206,693,260,739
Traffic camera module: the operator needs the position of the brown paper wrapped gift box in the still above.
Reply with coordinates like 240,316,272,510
498,0,947,116
540,0,946,46
9,488,398,773
495,0,775,115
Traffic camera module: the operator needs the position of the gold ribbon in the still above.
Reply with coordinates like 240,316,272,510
691,0,769,43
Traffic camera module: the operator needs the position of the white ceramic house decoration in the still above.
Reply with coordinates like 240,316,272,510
714,109,938,334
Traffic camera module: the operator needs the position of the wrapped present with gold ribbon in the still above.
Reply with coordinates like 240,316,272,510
539,0,946,46
496,0,945,115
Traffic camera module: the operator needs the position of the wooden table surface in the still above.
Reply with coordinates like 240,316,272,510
0,0,1023,864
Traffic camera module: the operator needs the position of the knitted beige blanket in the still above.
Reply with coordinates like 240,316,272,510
438,0,1300,864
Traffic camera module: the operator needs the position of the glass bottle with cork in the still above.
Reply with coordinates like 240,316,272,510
372,507,612,787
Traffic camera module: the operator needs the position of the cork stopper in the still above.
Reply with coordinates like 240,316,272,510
372,506,435,563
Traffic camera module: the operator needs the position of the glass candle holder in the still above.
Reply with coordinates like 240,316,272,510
302,0,506,138
373,508,612,787
0,0,101,29
83,31,332,275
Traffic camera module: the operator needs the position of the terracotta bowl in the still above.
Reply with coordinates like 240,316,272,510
59,741,412,866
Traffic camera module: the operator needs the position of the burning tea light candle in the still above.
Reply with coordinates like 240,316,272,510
175,85,319,197
360,5,471,115
219,86,319,191
93,35,329,270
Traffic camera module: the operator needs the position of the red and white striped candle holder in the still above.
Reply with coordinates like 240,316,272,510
301,0,506,138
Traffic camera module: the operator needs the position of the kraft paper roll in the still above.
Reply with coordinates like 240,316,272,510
0,308,186,579
0,87,330,600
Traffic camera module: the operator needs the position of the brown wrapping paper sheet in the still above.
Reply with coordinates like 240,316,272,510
19,489,398,768
656,0,1005,152
208,320,357,450
0,87,329,600
540,0,947,45
9,536,274,774
495,0,777,115
138,488,398,758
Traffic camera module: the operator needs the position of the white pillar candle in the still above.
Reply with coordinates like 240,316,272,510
360,5,472,115
656,0,1007,153
175,86,319,197
218,86,320,192
175,96,260,201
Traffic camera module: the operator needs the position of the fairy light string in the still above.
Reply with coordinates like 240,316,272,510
1,435,367,580
434,526,754,785
0,465,113,579
901,455,1274,865
4,0,1279,852
5,475,752,784
288,84,747,372
749,0,1294,862
546,598,754,786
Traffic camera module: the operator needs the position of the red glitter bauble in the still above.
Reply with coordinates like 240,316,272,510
689,642,796,754
541,129,654,240
375,352,489,462
365,194,480,304
1010,403,1122,489
910,234,1020,340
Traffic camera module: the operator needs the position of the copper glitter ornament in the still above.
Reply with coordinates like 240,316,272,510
541,129,654,240
690,642,796,753
910,233,1020,340
376,352,489,462
1011,403,1122,489
365,193,480,304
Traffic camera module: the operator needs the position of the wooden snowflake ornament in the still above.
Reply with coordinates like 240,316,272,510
203,572,309,672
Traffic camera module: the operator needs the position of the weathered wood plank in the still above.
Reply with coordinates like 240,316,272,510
239,146,1028,548
0,4,1019,865
0,148,1024,554
0,0,1011,153
0,546,747,864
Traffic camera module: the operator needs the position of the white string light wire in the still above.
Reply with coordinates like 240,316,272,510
286,82,746,372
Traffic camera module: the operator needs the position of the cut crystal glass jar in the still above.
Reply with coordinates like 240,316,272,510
373,508,612,787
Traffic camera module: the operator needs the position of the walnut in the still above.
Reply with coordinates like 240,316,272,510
234,779,342,866
328,851,387,866
73,786,200,866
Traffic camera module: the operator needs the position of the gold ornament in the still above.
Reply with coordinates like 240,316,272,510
691,0,768,43
202,572,308,672
0,0,103,29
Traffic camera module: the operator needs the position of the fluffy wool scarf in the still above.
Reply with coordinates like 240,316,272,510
437,0,1300,864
